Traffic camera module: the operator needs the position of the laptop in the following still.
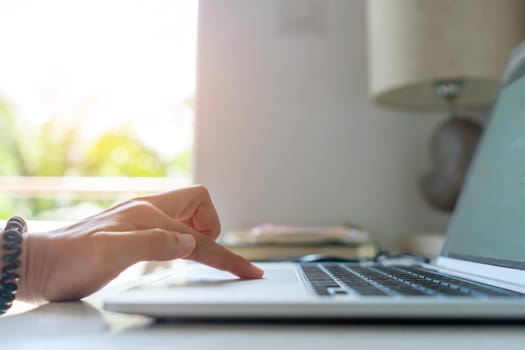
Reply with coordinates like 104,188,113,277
103,42,525,320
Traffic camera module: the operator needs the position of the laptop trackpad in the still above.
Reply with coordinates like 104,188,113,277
127,262,305,302
146,262,299,287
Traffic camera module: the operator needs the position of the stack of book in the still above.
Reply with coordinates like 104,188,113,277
221,224,379,261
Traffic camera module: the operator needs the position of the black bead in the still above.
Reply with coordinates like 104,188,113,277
1,260,20,271
0,216,25,315
3,241,21,251
0,285,15,294
3,230,22,244
2,293,15,303
2,252,20,265
0,289,14,299
2,272,20,285
0,283,17,293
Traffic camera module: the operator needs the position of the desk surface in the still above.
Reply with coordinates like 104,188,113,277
1,263,524,349
1,301,525,350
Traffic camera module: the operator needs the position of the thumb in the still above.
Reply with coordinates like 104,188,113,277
108,229,196,266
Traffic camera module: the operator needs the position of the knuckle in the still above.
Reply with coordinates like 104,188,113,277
151,227,166,235
126,199,156,214
151,227,170,244
193,184,210,198
151,228,181,258
134,199,155,209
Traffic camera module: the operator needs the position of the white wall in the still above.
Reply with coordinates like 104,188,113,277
194,0,450,251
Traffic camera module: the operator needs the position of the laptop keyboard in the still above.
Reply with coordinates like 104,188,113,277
301,263,524,297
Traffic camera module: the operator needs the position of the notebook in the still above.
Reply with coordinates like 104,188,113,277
103,42,525,320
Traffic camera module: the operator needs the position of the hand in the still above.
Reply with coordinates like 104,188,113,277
17,185,263,302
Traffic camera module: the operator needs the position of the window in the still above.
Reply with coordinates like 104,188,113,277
0,0,198,220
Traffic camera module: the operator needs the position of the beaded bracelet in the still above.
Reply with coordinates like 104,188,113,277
0,216,26,315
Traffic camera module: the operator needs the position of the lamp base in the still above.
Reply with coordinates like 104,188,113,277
404,232,444,259
420,116,482,212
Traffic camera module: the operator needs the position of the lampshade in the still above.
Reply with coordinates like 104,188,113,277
367,0,525,109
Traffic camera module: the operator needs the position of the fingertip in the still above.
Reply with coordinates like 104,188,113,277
237,263,264,279
250,264,264,278
187,235,264,279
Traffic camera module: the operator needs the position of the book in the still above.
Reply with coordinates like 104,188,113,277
224,241,379,261
221,224,379,261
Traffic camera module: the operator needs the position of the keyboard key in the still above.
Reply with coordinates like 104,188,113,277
300,263,524,298
397,266,523,297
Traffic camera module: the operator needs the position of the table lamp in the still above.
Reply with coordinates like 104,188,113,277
367,0,525,211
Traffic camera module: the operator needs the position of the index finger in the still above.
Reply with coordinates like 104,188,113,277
187,232,264,279
140,186,221,239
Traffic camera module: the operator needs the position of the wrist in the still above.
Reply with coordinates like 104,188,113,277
17,233,47,304
16,233,31,302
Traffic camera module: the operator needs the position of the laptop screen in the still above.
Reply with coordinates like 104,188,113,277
442,61,525,270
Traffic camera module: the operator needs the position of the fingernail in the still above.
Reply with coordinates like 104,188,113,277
179,234,196,254
251,264,264,278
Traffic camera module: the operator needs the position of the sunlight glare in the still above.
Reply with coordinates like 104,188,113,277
0,0,198,158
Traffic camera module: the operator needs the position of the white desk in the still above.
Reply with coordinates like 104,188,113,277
1,300,525,350
1,262,524,349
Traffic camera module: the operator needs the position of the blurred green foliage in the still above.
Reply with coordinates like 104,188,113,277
0,98,193,219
